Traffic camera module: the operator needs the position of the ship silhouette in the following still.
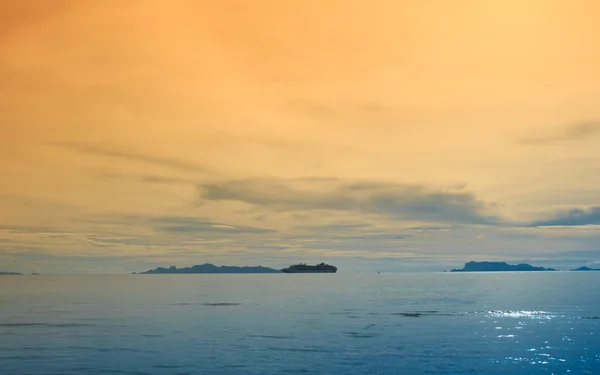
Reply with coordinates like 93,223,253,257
281,262,337,273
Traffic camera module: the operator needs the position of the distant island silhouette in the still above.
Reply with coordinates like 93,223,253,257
0,271,22,275
140,263,281,274
451,261,555,272
571,266,600,271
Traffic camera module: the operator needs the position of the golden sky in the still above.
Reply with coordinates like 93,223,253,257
1,1,599,273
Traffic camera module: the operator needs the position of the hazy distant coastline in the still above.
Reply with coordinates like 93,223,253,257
450,261,555,272
2,262,599,275
571,266,600,271
140,263,281,274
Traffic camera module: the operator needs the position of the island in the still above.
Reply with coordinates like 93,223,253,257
140,263,281,274
450,261,555,272
571,266,600,271
0,271,22,275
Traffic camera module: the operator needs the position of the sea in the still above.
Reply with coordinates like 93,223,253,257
1,272,599,375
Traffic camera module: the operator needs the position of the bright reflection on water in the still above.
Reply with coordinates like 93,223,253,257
485,310,560,319
0,272,599,374
478,309,587,368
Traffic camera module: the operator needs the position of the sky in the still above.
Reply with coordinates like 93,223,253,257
1,0,599,274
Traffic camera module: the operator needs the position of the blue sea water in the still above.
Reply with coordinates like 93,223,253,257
1,272,599,375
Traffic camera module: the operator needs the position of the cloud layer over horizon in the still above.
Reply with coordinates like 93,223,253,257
1,1,599,273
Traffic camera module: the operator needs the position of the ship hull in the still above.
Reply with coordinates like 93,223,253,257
281,269,337,273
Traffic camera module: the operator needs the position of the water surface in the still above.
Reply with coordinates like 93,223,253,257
1,272,599,374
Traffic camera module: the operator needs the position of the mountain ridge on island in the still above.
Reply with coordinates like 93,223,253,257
571,266,600,271
140,263,281,274
451,261,555,272
0,271,22,275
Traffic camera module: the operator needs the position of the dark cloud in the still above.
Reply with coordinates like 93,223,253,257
519,120,600,144
53,142,213,174
529,206,600,227
197,179,500,225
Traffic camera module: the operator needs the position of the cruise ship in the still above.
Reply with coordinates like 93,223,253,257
281,263,337,273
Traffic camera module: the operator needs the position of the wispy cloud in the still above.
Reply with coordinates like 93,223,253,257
519,120,600,145
148,216,275,234
285,98,341,120
197,178,500,225
284,98,390,122
0,225,70,234
53,142,214,174
140,175,196,185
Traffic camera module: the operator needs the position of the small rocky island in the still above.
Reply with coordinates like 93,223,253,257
571,266,600,271
140,263,281,274
451,261,555,272
0,271,21,275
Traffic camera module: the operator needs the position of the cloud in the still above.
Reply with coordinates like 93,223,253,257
0,225,68,234
297,223,372,231
140,175,195,184
197,178,500,225
528,206,600,227
286,99,340,120
285,98,391,122
0,1,76,42
148,216,275,234
519,120,600,144
53,142,214,174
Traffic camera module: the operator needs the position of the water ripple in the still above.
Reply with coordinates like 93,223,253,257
345,331,376,338
0,323,96,328
247,334,294,339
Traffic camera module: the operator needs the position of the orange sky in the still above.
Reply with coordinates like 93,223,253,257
1,1,599,273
